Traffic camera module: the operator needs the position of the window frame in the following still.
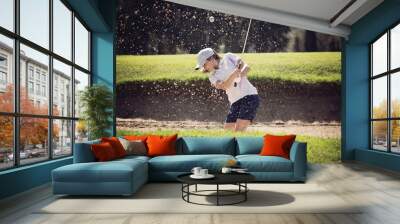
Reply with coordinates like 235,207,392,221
0,71,7,86
0,0,92,171
369,21,400,154
0,53,7,68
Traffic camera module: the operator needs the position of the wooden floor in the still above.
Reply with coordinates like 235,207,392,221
1,162,400,224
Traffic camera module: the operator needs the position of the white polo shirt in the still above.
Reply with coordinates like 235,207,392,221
208,52,258,104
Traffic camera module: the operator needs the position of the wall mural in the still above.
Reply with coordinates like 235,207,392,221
116,0,342,163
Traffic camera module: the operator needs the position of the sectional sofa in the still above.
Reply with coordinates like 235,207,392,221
52,137,307,196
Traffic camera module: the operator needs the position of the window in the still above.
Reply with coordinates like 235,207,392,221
28,81,34,94
391,24,400,70
370,23,400,153
392,120,400,153
0,0,91,170
372,76,387,119
35,70,41,81
53,59,72,117
28,67,34,80
0,116,13,170
53,0,72,60
36,84,40,95
54,89,58,104
20,44,51,115
0,55,7,67
372,34,387,77
74,69,89,118
0,71,6,85
0,71,7,91
19,117,49,165
0,34,13,112
41,73,46,83
75,17,90,70
53,119,72,158
0,53,8,90
42,85,46,97
20,0,49,49
75,120,88,143
0,0,14,32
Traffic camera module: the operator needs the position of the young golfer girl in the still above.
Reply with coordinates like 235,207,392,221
195,48,260,131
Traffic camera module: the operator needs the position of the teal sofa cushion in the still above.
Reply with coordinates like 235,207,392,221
149,154,235,172
236,137,263,155
53,159,147,183
178,137,236,155
236,155,293,172
53,163,131,182
52,157,149,195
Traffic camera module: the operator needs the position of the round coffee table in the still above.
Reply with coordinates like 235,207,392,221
177,173,255,206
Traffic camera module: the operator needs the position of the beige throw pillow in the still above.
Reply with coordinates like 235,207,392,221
119,138,147,156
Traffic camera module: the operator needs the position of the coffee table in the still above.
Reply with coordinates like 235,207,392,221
177,172,255,206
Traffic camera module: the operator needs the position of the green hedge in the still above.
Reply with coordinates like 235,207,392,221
117,52,341,84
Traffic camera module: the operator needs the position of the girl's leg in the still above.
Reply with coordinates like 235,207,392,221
225,101,239,131
235,119,251,131
235,95,260,131
224,122,236,131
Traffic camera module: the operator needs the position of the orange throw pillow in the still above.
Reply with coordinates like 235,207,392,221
124,135,148,143
259,134,296,159
146,134,178,157
101,137,127,158
91,142,117,161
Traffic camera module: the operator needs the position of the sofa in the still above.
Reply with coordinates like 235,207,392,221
52,137,307,196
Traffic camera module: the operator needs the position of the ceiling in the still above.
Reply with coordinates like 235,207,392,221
166,0,384,38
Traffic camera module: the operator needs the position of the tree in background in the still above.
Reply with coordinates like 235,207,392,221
392,100,400,142
285,28,341,52
19,86,50,149
0,85,15,149
372,99,400,143
0,85,59,151
373,100,388,141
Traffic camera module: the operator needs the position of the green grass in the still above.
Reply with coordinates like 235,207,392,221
117,129,340,164
117,52,341,84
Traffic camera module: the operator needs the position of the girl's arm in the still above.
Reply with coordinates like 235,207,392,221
213,68,241,90
240,64,250,77
236,58,250,77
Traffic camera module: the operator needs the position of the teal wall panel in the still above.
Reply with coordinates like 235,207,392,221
92,32,115,136
343,0,400,171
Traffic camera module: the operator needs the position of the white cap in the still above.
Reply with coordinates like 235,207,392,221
194,48,215,70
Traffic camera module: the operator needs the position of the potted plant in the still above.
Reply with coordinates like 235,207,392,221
79,84,113,140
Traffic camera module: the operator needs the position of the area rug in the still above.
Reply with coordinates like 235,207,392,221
37,183,362,214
